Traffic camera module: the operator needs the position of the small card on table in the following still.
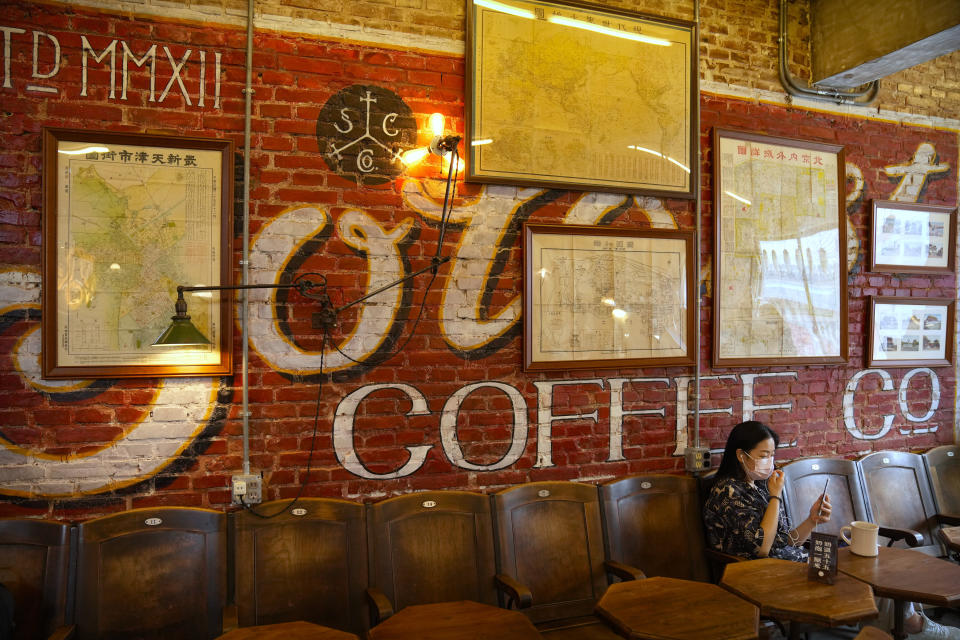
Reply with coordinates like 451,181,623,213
808,532,839,584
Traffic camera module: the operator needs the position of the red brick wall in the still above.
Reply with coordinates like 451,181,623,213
0,3,956,518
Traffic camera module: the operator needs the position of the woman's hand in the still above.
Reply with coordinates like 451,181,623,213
767,468,785,497
809,493,831,524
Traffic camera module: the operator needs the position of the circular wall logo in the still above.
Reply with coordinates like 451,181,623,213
317,85,416,186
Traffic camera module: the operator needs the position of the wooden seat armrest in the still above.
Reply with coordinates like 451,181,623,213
48,624,76,640
604,559,645,581
935,513,960,527
366,586,395,625
494,573,533,609
705,548,745,565
877,525,923,547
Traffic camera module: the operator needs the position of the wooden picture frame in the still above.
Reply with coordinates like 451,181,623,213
869,200,956,274
523,223,695,371
868,296,954,368
42,128,234,379
466,0,697,198
712,128,848,367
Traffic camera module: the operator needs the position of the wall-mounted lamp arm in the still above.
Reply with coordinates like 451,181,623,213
160,131,462,346
176,275,326,300
324,256,452,327
154,275,327,347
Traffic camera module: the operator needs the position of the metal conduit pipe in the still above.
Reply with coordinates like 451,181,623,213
240,0,255,476
778,0,879,106
693,0,702,450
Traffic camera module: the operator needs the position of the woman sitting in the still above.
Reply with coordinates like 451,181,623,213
703,420,828,561
703,420,959,640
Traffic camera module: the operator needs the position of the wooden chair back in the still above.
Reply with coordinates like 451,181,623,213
858,450,942,556
492,482,608,625
781,457,869,539
600,474,709,582
0,519,73,640
923,444,960,517
233,498,368,633
75,507,225,640
367,490,496,611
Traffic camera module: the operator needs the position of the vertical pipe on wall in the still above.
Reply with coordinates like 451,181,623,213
240,0,255,476
693,0,702,450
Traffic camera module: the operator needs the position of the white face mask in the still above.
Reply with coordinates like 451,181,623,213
740,450,774,481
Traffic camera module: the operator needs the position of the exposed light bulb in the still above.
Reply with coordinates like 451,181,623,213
429,113,445,137
401,147,430,166
443,155,464,173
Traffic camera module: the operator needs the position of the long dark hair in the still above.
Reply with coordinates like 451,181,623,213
715,420,780,480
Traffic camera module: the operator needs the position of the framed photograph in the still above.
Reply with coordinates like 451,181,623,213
868,297,954,367
870,200,956,274
467,0,696,197
42,128,234,379
523,223,695,371
712,128,848,366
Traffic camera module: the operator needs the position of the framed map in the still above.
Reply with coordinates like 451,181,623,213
523,223,695,371
868,297,954,367
870,200,956,274
42,128,234,379
467,0,696,197
713,128,848,367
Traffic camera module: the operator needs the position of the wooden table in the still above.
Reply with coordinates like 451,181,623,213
721,558,878,640
838,546,960,640
367,600,542,640
595,576,759,639
217,620,360,639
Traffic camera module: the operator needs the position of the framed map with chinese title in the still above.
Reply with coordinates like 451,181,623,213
523,224,695,371
713,128,848,367
467,0,696,197
42,128,234,379
868,297,954,368
870,200,956,274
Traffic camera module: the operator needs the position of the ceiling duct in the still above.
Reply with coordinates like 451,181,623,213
779,0,878,105
811,0,960,88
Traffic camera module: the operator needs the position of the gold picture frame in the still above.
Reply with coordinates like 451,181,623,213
523,223,695,371
712,128,848,366
42,128,234,379
467,0,696,197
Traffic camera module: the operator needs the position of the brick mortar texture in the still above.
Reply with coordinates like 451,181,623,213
0,2,956,519
50,0,960,120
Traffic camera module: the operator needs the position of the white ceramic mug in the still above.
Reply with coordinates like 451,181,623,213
840,520,880,556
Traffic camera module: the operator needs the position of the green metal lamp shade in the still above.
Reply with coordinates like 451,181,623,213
152,315,211,347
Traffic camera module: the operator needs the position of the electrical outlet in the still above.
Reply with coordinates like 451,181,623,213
684,446,711,473
232,473,263,505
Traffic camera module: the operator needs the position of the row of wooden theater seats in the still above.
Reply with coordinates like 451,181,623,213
3,444,957,640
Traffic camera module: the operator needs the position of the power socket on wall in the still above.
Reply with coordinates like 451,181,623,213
231,474,263,505
684,446,711,473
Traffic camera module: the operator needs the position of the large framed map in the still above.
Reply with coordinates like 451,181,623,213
523,224,695,371
42,128,234,379
713,128,847,367
467,0,696,197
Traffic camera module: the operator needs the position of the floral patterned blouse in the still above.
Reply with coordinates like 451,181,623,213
703,476,807,562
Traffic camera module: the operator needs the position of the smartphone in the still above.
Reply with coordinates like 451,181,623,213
816,478,829,518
